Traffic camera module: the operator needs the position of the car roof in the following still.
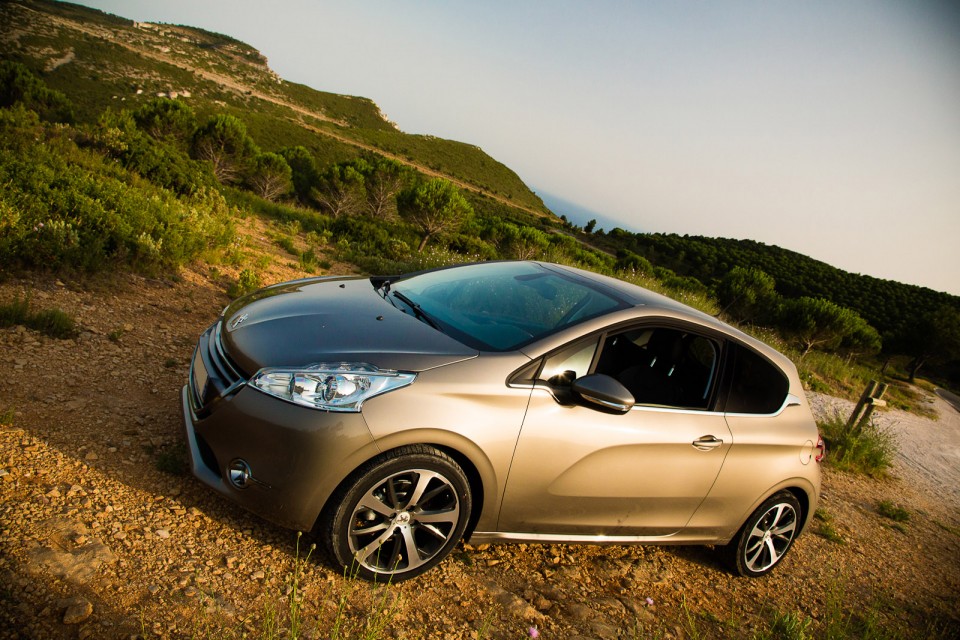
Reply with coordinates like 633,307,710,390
528,262,796,373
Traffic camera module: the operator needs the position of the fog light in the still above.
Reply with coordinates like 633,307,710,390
227,459,252,489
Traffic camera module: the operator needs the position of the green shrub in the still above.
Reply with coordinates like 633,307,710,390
758,610,813,640
876,500,910,523
0,297,79,339
0,108,235,273
818,412,896,476
274,234,298,255
90,109,216,196
298,248,319,273
0,297,30,327
0,61,75,123
27,307,79,339
227,269,262,298
814,508,844,544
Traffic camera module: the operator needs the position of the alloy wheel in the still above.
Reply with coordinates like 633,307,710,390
347,468,462,575
742,502,798,573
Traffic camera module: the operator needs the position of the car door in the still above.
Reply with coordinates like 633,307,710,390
498,324,732,537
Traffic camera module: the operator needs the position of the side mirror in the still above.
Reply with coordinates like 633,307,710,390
571,374,635,414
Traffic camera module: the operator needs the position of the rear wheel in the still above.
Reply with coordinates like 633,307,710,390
724,491,801,577
324,446,471,582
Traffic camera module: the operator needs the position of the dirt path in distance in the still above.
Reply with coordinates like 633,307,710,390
809,391,960,509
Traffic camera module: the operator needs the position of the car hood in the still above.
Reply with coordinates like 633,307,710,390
220,276,478,375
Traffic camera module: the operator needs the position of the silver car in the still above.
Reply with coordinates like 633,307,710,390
182,261,823,581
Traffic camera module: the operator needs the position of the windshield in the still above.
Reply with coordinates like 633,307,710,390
387,262,627,351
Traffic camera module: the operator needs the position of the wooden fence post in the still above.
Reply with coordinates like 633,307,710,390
847,380,879,431
848,380,887,436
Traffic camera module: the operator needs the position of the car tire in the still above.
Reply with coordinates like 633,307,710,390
724,490,802,577
323,445,472,582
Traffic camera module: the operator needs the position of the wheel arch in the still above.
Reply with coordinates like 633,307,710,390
721,479,819,544
312,431,498,537
785,486,813,533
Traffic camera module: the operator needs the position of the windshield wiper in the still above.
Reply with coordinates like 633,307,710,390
390,290,443,332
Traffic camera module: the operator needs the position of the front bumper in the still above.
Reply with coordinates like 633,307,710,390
181,327,380,532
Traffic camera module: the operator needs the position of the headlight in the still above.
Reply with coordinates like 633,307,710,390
250,363,416,412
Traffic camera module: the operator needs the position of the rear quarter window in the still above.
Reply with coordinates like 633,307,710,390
724,343,789,414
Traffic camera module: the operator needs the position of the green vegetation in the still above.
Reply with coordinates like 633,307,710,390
876,500,910,523
0,60,74,123
818,413,896,477
2,0,958,399
0,106,235,273
755,611,813,640
602,231,960,388
814,508,845,544
398,178,474,251
660,588,950,640
227,268,263,298
0,296,78,339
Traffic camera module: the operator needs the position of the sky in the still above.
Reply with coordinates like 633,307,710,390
72,1,960,295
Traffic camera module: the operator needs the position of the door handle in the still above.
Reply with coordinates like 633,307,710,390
692,435,723,451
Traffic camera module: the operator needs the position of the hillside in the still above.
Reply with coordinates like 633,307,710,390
600,231,960,345
0,0,551,218
3,0,960,393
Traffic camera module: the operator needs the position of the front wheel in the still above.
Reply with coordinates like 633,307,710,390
724,491,802,577
324,446,472,582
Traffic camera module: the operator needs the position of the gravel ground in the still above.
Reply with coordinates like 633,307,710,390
2,260,959,639
809,390,960,510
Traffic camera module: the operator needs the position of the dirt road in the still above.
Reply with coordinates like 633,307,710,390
809,391,960,509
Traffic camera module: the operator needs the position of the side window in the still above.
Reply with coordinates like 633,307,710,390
595,327,719,410
724,343,789,414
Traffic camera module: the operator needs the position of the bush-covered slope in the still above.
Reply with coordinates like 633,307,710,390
600,231,960,342
0,0,549,217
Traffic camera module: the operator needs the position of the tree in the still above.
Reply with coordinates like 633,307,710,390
779,297,877,360
839,316,882,359
893,306,960,382
397,179,472,252
512,226,550,260
247,152,291,201
191,114,258,184
717,267,780,324
133,97,196,144
363,158,406,219
312,163,366,217
0,61,74,123
279,146,321,206
93,109,214,195
584,219,597,234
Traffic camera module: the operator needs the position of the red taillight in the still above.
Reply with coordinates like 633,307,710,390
815,434,826,463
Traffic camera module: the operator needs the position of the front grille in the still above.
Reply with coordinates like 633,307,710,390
190,321,246,414
209,322,244,387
